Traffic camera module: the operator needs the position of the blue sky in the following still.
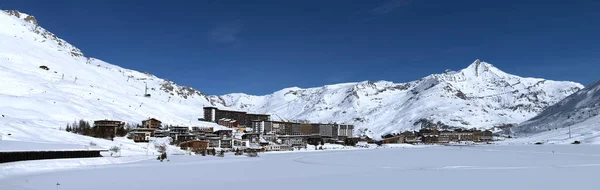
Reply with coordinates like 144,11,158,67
2,0,599,95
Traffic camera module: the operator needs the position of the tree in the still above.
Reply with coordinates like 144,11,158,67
109,146,120,157
116,126,127,137
217,150,225,157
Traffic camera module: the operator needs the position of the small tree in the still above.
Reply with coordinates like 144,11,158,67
217,150,225,157
109,146,121,157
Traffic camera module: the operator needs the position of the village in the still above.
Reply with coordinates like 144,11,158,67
85,107,496,156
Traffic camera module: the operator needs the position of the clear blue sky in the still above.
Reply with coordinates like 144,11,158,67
2,0,599,95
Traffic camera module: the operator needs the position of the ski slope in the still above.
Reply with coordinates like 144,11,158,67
0,10,227,154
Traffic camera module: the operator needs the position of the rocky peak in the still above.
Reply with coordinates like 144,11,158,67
2,9,84,58
457,59,509,80
3,10,38,26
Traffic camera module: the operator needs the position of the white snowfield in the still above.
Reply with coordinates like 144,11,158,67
1,145,599,190
0,10,229,155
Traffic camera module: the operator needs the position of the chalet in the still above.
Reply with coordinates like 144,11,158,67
419,128,439,136
218,118,238,128
154,130,169,138
439,130,474,142
142,118,162,129
214,130,233,138
382,136,405,144
242,133,261,144
262,134,277,142
93,120,124,140
438,135,450,144
474,130,493,142
172,134,196,144
220,138,233,149
401,131,419,144
279,136,307,148
421,135,439,144
234,139,251,147
192,127,214,133
265,144,292,151
131,128,155,142
179,140,210,153
169,126,190,134
207,137,221,148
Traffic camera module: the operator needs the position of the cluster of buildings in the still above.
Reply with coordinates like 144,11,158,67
380,128,493,144
92,107,495,153
91,107,355,153
201,107,356,151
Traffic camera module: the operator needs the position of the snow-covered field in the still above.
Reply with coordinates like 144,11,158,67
1,145,598,190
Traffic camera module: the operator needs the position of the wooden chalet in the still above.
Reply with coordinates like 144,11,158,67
142,118,162,129
131,128,155,142
382,136,405,144
93,120,124,140
179,140,210,153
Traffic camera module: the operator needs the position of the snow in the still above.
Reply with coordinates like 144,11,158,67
0,10,229,155
219,60,582,138
0,156,152,179
1,145,599,190
0,141,105,152
506,79,600,144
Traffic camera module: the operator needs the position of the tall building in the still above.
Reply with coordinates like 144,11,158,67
203,107,270,127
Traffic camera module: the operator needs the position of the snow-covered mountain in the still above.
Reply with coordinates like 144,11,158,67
0,10,584,146
0,10,226,154
508,80,600,144
215,61,582,138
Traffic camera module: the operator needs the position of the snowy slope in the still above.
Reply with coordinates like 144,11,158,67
0,10,227,154
216,60,583,138
509,80,600,143
0,10,583,146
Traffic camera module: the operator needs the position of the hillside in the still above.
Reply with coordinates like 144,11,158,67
509,80,600,144
0,9,584,145
0,10,226,154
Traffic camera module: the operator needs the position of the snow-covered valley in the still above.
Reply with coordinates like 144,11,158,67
2,145,599,190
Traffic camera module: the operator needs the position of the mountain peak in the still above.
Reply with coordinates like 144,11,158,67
460,59,505,78
2,10,38,26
